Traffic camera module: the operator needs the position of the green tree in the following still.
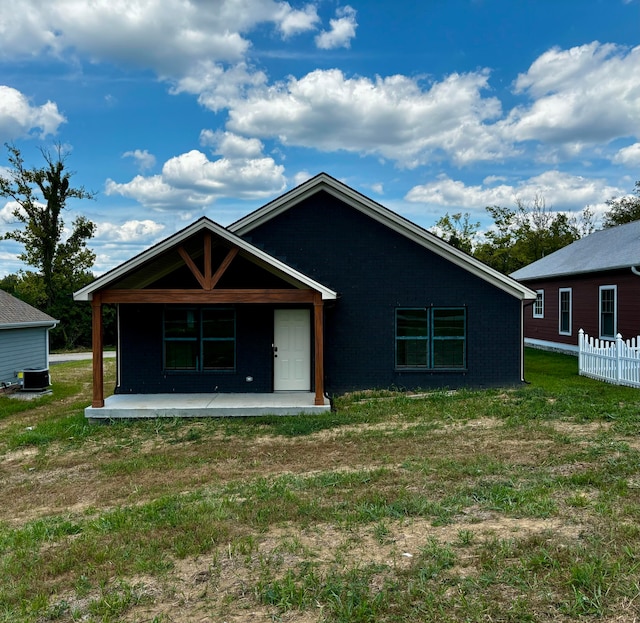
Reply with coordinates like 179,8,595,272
432,212,480,254
602,181,640,228
474,196,590,274
0,144,97,348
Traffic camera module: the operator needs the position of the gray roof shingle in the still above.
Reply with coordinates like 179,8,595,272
0,289,58,327
510,220,640,281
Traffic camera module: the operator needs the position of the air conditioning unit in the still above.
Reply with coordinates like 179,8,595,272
22,368,50,391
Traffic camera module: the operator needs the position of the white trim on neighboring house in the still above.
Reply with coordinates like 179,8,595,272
525,338,579,355
533,289,544,318
74,217,338,302
599,285,617,339
558,288,572,336
229,173,536,303
0,321,58,330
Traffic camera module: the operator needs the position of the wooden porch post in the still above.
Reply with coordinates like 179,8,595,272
313,293,325,406
91,293,104,408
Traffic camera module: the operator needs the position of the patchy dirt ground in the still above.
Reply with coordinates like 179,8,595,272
0,416,613,526
119,514,587,623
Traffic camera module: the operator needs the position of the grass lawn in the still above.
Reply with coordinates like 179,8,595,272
1,349,639,622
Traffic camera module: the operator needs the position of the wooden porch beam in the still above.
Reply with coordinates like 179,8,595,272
209,247,239,289
91,294,104,408
313,292,325,406
177,246,207,290
203,231,212,287
99,288,318,304
178,235,239,291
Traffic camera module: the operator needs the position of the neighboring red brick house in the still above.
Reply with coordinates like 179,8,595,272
511,221,640,354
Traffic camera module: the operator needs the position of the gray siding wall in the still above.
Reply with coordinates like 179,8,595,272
0,328,48,386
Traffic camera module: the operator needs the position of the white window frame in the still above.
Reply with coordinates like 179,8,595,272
558,288,572,336
533,290,544,318
599,285,617,339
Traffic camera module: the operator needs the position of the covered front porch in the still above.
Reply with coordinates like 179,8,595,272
85,391,331,421
74,219,338,419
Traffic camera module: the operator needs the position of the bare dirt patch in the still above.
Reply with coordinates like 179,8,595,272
118,512,589,623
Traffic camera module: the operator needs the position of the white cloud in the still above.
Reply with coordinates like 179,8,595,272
0,202,23,241
0,1,320,76
483,175,507,185
1,1,243,66
315,6,357,50
139,38,640,167
276,2,320,38
502,42,640,149
171,61,268,113
0,1,325,116
405,171,622,214
292,170,312,186
200,130,265,159
96,219,165,242
227,68,506,167
122,149,156,171
0,86,66,140
4,3,640,175
106,149,286,209
613,142,640,166
105,175,190,210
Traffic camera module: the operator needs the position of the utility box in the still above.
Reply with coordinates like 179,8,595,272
22,368,50,391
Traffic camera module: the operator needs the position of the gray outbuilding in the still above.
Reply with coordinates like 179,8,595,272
0,289,58,389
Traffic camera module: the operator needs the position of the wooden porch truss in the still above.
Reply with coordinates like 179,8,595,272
91,232,326,409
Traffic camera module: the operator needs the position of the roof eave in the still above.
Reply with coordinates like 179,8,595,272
230,174,537,302
0,320,59,330
514,263,640,282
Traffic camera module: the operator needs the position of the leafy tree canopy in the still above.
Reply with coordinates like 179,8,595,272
434,196,595,275
0,143,98,349
602,181,640,228
432,212,480,255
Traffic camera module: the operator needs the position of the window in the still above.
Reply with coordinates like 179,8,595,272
558,288,572,335
164,308,235,371
395,307,466,369
533,290,544,318
599,286,617,339
396,309,428,368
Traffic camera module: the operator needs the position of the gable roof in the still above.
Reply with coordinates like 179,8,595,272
74,216,338,301
0,290,58,329
510,220,640,281
230,173,536,301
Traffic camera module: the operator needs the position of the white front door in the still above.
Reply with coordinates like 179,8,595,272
273,309,311,391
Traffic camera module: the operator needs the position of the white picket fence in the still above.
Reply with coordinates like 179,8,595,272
578,329,640,388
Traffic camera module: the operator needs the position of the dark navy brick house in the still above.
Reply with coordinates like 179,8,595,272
75,174,535,415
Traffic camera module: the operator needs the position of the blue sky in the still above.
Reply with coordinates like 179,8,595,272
1,0,640,277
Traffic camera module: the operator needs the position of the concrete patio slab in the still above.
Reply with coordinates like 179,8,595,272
85,392,331,420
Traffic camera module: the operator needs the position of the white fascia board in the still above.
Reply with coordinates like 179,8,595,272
74,217,337,301
230,174,537,302
0,321,58,330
